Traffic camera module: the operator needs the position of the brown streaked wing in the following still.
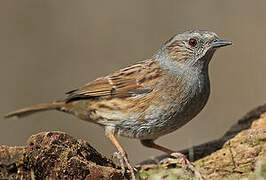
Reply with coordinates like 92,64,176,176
65,59,163,103
65,75,152,102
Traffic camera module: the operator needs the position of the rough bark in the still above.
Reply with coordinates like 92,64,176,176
0,132,126,180
1,105,266,180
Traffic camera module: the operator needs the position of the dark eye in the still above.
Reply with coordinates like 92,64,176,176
188,38,197,47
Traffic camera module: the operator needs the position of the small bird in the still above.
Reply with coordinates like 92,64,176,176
5,30,231,179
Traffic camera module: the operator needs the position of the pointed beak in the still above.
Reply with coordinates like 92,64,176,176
211,39,232,48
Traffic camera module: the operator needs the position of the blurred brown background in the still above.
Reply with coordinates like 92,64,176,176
1,0,265,164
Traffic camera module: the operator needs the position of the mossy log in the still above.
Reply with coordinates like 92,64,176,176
1,105,266,180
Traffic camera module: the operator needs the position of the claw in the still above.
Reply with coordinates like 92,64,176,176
112,152,126,175
112,151,136,180
170,152,191,166
159,152,204,180
107,133,136,179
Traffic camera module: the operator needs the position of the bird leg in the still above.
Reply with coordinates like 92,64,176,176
140,139,204,179
141,139,191,165
107,133,136,180
141,139,175,154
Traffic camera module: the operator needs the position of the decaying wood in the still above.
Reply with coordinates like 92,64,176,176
1,105,266,179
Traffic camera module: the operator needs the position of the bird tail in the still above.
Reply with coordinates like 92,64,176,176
4,102,66,118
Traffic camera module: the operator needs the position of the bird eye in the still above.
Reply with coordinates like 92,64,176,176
188,38,197,47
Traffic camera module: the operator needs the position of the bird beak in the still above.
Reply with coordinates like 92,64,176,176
211,39,232,48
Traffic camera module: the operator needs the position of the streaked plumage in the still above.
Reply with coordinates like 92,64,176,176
5,30,232,179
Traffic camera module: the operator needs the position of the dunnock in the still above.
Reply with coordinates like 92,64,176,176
5,30,232,179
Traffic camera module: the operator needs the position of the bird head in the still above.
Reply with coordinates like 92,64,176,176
157,30,232,71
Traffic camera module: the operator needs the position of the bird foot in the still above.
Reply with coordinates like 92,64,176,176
159,152,204,180
170,152,191,165
112,151,136,180
159,152,188,166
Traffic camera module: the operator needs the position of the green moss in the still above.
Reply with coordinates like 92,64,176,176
30,170,35,180
255,161,266,179
136,165,202,180
235,160,266,180
195,159,205,167
249,139,265,147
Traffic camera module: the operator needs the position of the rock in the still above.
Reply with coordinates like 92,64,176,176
1,105,266,180
0,131,125,180
195,109,266,179
138,104,266,180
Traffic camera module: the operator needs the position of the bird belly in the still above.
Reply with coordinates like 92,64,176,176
73,71,210,140
116,74,210,140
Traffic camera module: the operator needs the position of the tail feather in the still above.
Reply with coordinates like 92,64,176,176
4,102,65,118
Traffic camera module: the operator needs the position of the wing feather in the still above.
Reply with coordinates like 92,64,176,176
65,76,150,102
65,60,160,103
